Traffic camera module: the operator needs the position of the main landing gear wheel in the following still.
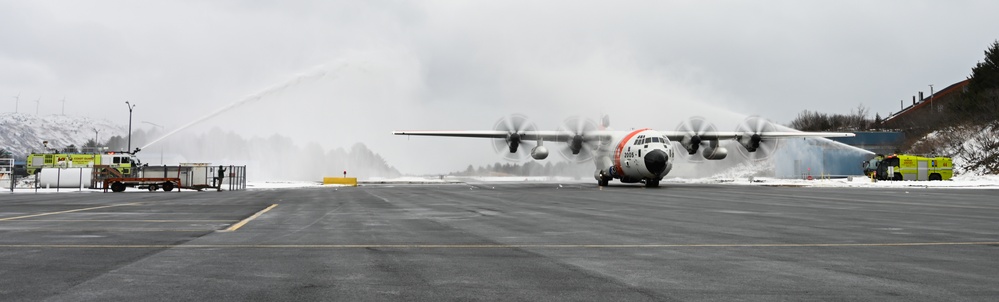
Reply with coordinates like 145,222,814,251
598,179,609,186
162,182,175,192
645,179,660,188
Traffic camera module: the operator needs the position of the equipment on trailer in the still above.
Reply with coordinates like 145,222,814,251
863,154,952,181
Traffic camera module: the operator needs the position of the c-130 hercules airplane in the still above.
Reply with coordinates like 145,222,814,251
394,115,854,187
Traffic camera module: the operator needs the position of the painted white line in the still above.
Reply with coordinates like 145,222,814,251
2,241,997,249
0,203,140,221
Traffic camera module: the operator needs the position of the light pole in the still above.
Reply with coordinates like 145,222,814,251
928,84,934,112
93,128,100,147
125,101,136,153
142,121,164,165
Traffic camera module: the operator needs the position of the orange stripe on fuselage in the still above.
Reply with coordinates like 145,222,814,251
614,128,649,176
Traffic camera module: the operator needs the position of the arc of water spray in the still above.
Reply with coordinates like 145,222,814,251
773,123,873,155
140,63,349,150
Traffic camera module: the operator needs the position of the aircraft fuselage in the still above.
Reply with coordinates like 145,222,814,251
592,129,675,186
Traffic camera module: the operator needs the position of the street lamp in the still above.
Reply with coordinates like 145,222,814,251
929,84,935,112
142,121,165,165
93,128,100,147
125,101,136,153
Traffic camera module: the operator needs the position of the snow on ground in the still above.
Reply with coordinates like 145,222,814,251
247,181,326,189
356,174,999,189
666,174,999,189
6,175,999,193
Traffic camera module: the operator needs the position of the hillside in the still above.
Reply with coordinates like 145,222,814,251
0,113,126,156
909,123,999,175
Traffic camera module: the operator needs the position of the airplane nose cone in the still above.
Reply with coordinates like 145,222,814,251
644,149,668,176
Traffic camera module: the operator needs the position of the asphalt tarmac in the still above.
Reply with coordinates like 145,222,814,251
2,182,998,301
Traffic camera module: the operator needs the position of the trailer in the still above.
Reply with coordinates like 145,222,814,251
99,164,247,192
103,177,182,192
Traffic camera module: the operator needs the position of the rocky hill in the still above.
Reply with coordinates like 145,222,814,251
0,113,126,156
1,113,401,180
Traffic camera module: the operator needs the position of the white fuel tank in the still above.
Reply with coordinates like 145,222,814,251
37,167,94,188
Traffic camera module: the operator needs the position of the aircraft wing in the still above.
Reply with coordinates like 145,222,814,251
660,131,855,141
392,130,610,142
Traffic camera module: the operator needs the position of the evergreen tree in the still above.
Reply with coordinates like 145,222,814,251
953,40,999,123
968,40,999,95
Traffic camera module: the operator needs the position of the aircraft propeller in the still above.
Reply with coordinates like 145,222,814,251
491,114,539,161
557,116,599,163
735,115,781,161
674,116,719,162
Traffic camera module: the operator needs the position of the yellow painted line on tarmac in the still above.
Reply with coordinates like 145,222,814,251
220,204,278,232
1,241,997,249
0,203,141,221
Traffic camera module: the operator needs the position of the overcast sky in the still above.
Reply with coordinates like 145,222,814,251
2,0,997,174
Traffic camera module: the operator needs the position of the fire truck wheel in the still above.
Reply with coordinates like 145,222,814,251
162,182,175,192
929,173,942,181
893,173,903,181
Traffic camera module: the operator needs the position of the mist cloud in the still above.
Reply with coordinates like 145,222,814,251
2,1,996,174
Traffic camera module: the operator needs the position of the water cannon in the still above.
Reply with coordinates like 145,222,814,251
131,148,142,155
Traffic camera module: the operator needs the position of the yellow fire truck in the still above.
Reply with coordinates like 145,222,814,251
26,152,139,176
863,154,953,181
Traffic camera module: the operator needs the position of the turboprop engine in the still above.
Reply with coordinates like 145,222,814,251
676,116,727,161
492,114,539,161
735,116,781,161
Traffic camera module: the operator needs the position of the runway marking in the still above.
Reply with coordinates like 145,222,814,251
220,204,277,232
730,191,999,210
0,220,237,223
1,241,997,249
0,203,141,221
0,229,215,232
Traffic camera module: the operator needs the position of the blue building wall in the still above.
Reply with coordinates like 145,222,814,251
827,132,904,155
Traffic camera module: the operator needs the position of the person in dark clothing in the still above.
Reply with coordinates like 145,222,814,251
216,165,227,189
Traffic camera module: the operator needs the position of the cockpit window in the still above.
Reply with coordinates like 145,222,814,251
652,137,660,143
